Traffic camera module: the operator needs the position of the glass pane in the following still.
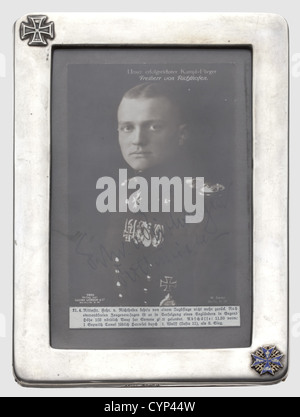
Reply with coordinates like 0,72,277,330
50,48,252,349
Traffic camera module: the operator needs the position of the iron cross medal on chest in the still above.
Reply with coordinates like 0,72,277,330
159,276,178,306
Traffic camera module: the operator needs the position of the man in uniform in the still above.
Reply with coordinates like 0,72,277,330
95,82,235,308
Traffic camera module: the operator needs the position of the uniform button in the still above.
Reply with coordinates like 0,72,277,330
118,294,123,299
115,269,120,274
143,288,148,293
115,257,120,263
116,282,121,287
146,275,151,282
144,301,148,305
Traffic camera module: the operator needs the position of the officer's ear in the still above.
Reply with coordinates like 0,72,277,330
178,124,188,146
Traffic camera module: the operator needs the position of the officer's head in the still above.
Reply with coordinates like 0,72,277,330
117,83,188,171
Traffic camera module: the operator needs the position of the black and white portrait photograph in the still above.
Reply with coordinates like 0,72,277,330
50,48,253,350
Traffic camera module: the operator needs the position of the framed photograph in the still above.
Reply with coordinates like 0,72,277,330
14,13,289,386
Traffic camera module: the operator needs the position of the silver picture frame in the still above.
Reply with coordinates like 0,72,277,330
13,12,289,387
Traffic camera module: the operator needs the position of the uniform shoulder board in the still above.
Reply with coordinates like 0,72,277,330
202,181,226,196
185,178,225,196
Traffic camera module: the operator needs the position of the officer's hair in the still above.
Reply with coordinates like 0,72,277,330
121,82,187,122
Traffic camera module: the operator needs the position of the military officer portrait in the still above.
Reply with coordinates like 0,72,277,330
51,53,253,349
85,81,240,308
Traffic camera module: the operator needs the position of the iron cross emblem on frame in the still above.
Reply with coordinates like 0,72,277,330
20,16,55,46
160,276,177,292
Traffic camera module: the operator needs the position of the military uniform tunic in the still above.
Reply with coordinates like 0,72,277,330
96,175,236,308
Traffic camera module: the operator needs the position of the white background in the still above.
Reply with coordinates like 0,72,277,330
1,0,298,397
